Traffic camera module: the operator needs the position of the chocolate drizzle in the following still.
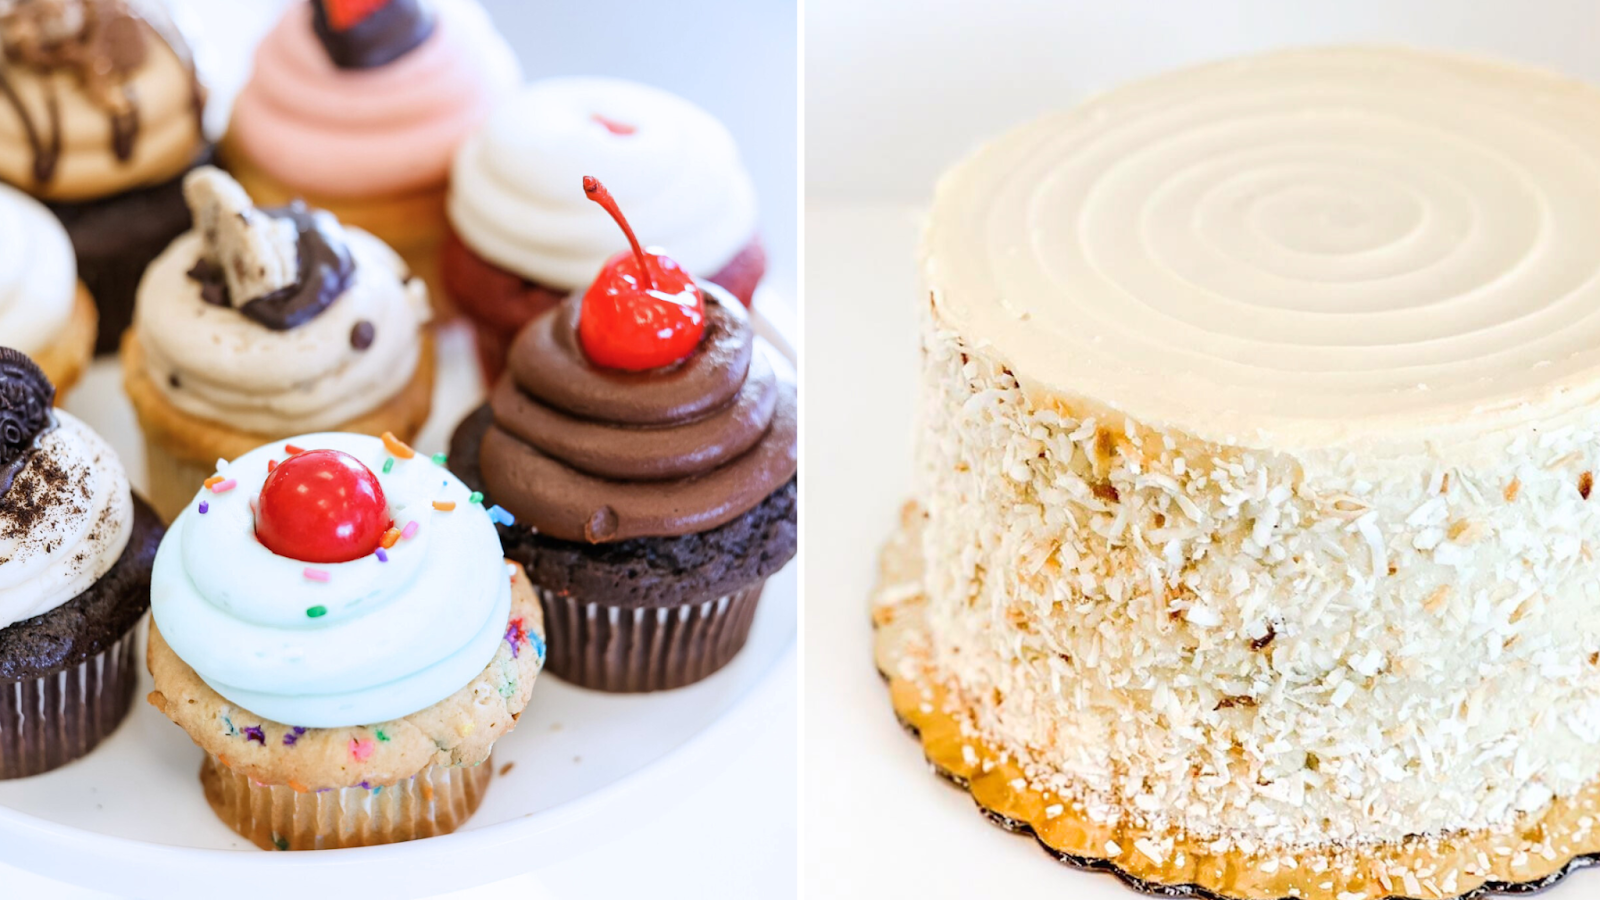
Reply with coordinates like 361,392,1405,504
0,347,56,496
310,0,436,70
185,201,355,331
0,0,204,188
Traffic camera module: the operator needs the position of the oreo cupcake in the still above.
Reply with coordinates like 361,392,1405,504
0,182,95,398
146,432,544,850
0,348,163,778
222,0,519,315
0,0,210,354
121,166,434,523
444,77,765,380
450,178,795,692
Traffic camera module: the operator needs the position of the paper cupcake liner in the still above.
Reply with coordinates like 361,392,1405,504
873,501,1600,900
200,754,492,851
0,623,139,780
535,582,765,692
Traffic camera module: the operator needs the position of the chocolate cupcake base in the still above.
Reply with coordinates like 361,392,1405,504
537,582,766,692
47,149,212,355
0,624,139,779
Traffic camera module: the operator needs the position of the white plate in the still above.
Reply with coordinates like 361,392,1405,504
0,307,796,899
799,201,1597,899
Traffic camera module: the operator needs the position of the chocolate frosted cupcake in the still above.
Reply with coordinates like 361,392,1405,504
0,0,210,354
450,178,795,692
0,348,163,778
121,166,434,522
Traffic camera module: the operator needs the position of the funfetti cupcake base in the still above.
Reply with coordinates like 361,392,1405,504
146,432,545,850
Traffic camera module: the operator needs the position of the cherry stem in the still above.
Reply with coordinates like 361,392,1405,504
583,176,654,292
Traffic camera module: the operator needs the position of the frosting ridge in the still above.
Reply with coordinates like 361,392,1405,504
0,182,75,356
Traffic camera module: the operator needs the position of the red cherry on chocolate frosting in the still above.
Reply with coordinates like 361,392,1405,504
255,449,390,564
577,176,706,372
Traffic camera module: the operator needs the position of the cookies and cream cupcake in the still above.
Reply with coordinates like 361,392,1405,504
121,166,434,522
450,179,794,692
443,77,766,380
0,0,210,354
0,182,95,398
0,348,164,779
146,432,544,850
221,0,520,316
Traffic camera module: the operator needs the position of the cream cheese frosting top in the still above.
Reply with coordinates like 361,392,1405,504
0,182,75,357
150,432,511,728
135,226,430,434
448,76,759,289
924,46,1600,453
0,411,133,630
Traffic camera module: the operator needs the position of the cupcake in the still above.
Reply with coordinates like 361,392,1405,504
146,432,544,850
0,348,163,779
221,0,519,315
0,0,211,355
0,182,95,398
121,166,434,523
444,77,766,381
449,178,794,692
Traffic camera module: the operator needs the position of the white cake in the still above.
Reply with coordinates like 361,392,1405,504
908,46,1600,853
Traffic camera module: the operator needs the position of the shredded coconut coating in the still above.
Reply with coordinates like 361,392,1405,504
913,303,1600,849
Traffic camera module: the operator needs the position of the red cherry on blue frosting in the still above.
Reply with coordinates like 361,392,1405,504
255,449,390,563
577,176,706,371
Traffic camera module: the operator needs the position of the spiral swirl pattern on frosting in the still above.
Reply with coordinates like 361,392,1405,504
447,77,759,289
0,183,75,356
480,284,796,543
925,47,1600,449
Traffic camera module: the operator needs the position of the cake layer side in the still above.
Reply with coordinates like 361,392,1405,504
913,301,1600,849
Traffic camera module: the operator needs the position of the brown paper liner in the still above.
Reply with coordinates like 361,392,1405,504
874,501,1600,900
535,582,765,692
200,753,492,851
0,623,139,779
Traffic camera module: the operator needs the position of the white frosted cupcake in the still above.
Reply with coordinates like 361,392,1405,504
442,77,766,379
146,431,545,850
0,182,96,398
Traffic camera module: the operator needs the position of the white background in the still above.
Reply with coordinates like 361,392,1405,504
1,1,798,898
805,1,1600,898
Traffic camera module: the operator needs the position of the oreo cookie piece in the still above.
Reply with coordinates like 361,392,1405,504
0,347,56,472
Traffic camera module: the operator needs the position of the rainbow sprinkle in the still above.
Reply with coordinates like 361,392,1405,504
432,500,456,512
431,452,447,465
375,729,390,743
504,617,528,657
203,475,224,489
382,457,394,474
242,725,265,745
400,520,419,540
198,501,209,515
306,605,327,617
210,478,237,494
375,548,388,563
283,726,306,747
487,505,515,526
267,459,278,473
380,527,400,549
303,569,330,583
468,491,483,505
381,432,414,459
285,444,305,455
350,738,376,761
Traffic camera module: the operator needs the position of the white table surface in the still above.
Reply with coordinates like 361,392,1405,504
0,1,797,897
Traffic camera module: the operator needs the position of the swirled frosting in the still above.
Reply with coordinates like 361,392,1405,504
448,77,759,290
228,0,519,198
480,284,796,543
0,2,204,202
150,432,511,727
926,46,1600,453
135,224,431,434
0,181,74,356
0,410,133,629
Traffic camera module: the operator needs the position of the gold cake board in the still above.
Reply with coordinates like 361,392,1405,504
872,502,1600,900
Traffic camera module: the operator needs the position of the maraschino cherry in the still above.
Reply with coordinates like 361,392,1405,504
577,176,706,371
256,449,391,564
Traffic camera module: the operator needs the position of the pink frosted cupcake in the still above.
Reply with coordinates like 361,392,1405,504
220,0,519,313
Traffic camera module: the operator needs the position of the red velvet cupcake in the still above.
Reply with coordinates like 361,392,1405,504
445,77,765,382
